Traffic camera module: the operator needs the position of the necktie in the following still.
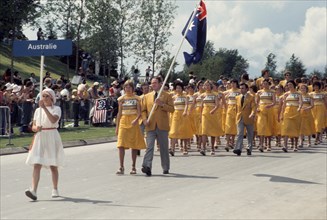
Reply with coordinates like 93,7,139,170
241,95,245,107
154,92,158,101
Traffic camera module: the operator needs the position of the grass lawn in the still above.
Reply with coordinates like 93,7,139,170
0,125,116,148
0,43,75,81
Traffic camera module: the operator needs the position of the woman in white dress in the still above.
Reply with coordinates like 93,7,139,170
25,88,65,201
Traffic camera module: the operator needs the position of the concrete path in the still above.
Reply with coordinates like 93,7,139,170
1,140,326,219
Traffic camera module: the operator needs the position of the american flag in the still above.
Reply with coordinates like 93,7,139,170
92,98,107,123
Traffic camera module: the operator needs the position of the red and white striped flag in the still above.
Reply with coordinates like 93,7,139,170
92,98,107,123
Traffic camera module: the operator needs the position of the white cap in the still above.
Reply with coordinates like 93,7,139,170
5,83,13,90
42,88,56,103
93,82,99,86
12,84,22,93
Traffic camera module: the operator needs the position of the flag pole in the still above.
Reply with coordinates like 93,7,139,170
147,2,200,123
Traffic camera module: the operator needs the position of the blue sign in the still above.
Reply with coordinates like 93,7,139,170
13,40,72,57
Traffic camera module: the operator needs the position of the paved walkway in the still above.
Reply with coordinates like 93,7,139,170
1,139,326,219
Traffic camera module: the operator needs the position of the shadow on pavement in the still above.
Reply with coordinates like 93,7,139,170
253,174,320,184
42,196,113,204
41,196,159,209
135,173,218,179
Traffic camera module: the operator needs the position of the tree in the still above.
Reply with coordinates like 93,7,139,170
158,51,179,81
84,0,120,79
265,53,278,78
285,54,306,78
184,44,249,81
113,0,138,79
41,0,83,77
0,0,41,41
0,0,41,82
308,69,324,79
133,0,176,75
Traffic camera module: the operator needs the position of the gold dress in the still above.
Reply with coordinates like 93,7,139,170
272,95,282,136
281,92,301,137
187,94,196,135
194,92,204,136
169,94,193,139
309,91,326,133
256,89,274,136
117,94,146,149
300,94,315,136
201,92,224,137
224,89,240,135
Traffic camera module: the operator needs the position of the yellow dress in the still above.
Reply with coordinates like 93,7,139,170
249,90,257,132
256,89,274,136
216,91,224,136
169,94,193,139
281,92,301,137
300,94,315,136
225,89,240,135
187,94,196,135
117,95,146,149
272,95,282,136
194,91,204,136
310,91,326,133
201,92,224,137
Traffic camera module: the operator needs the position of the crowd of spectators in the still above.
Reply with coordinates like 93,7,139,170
0,67,129,136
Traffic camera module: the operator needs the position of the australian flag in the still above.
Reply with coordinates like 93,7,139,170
182,0,207,66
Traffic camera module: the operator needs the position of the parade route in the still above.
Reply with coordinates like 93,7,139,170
1,141,326,219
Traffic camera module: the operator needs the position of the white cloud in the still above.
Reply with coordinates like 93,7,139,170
283,7,327,67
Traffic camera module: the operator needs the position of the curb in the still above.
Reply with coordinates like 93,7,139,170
0,137,117,156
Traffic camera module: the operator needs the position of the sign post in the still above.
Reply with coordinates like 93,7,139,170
12,39,72,145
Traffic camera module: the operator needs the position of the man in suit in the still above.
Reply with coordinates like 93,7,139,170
233,83,256,156
141,76,174,176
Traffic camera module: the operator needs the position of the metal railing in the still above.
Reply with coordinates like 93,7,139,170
0,106,14,147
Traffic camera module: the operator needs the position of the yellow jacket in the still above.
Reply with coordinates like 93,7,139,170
141,91,174,131
235,93,256,125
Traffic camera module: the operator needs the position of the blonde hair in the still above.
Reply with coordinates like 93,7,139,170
123,80,134,91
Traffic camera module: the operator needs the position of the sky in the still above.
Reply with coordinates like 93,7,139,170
23,0,327,79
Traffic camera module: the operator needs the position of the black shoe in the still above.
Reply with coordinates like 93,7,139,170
169,149,174,156
224,146,229,152
233,149,241,156
246,149,252,156
282,147,288,153
163,170,169,174
200,150,206,156
25,189,37,201
141,166,152,176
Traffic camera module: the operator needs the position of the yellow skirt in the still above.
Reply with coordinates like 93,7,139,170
300,109,315,136
272,107,281,136
256,105,274,136
188,109,196,135
225,105,237,135
195,107,202,135
311,105,326,133
281,106,301,137
201,106,224,137
117,115,146,149
169,110,193,139
222,108,226,133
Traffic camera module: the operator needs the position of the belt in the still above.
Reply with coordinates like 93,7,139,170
42,128,57,130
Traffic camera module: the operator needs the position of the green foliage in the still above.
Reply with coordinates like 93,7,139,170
265,53,278,77
184,41,249,81
133,0,176,74
1,125,116,148
0,0,41,40
285,54,307,78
